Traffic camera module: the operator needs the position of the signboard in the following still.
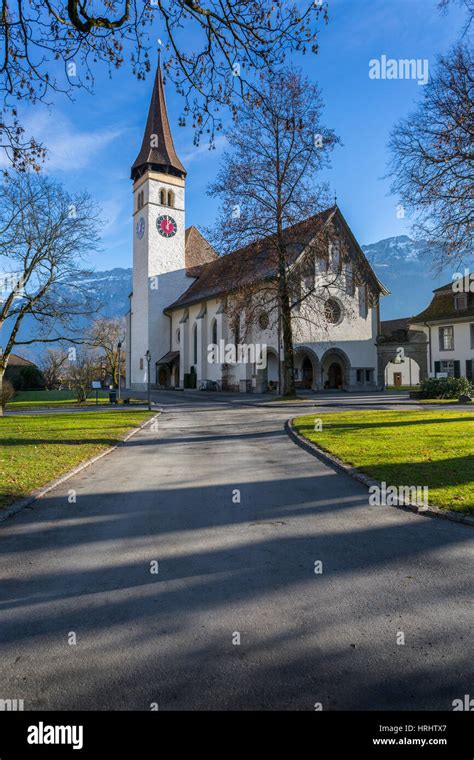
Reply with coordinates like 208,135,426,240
436,372,448,379
91,381,101,389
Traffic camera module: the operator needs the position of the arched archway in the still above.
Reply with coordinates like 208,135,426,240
320,347,351,390
376,333,429,389
302,356,313,388
294,346,321,391
257,347,280,392
156,364,170,388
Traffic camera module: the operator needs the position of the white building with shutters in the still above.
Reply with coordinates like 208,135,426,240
410,281,474,383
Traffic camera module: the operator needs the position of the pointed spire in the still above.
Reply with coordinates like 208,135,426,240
131,61,186,181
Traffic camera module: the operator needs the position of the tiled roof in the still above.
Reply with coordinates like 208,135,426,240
380,317,413,337
166,206,387,311
185,226,218,269
7,353,35,366
411,284,474,322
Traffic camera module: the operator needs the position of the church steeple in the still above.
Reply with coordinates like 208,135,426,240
131,62,186,181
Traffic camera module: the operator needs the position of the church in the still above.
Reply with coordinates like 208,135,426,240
125,64,390,393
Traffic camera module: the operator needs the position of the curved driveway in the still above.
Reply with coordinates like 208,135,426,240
0,394,472,710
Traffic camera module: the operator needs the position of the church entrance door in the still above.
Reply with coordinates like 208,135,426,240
302,357,313,389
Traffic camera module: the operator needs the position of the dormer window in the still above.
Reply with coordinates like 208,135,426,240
454,293,467,310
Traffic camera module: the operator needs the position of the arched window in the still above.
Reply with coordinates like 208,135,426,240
211,318,217,345
160,188,166,205
193,323,198,365
167,190,175,207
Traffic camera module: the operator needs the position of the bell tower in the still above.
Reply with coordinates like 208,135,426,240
128,61,187,390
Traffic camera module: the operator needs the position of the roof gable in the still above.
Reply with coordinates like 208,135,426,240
166,206,388,312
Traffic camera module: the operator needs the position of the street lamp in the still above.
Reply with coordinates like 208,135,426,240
117,341,122,402
145,350,151,410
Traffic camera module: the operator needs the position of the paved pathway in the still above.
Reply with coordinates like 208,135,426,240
0,396,472,710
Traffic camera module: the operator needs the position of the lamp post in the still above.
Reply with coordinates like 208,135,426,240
145,350,151,410
117,341,122,402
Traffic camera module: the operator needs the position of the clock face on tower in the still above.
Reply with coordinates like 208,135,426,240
135,216,145,240
156,214,177,238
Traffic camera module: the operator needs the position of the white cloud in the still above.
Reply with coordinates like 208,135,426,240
98,198,126,235
180,134,227,165
0,109,124,172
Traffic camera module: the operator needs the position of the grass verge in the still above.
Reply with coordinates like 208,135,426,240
8,389,144,408
293,409,474,513
0,409,155,509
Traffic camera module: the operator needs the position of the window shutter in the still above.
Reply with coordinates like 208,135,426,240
466,360,472,381
454,360,460,378
434,361,441,375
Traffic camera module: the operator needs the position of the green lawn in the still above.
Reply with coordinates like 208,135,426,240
8,389,143,408
293,409,474,513
0,409,154,509
386,386,419,392
419,398,468,404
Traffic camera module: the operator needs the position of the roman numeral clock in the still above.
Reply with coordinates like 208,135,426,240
156,214,177,238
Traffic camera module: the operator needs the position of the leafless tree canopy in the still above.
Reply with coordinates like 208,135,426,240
0,0,327,169
438,0,474,35
39,347,68,389
388,44,474,268
208,68,339,394
63,347,101,402
0,170,100,409
87,316,125,384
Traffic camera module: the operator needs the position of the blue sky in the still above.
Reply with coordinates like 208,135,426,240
10,0,467,272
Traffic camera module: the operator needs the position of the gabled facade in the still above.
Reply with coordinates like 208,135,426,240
126,63,390,393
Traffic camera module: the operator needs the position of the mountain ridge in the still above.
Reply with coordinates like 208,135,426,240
9,236,462,361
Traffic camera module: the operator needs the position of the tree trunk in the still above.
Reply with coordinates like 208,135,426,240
277,266,296,397
0,368,4,416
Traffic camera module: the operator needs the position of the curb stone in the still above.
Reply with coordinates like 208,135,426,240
0,411,161,525
286,417,474,526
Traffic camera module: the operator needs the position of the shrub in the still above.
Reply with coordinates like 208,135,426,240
419,376,472,399
18,365,46,390
1,379,15,408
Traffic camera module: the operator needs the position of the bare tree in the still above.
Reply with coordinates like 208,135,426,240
87,317,125,385
63,348,101,403
438,0,474,35
208,68,341,395
388,44,474,269
39,347,68,389
0,0,328,169
0,171,100,414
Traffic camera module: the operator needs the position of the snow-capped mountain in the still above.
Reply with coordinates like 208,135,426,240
8,236,468,362
362,235,452,320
